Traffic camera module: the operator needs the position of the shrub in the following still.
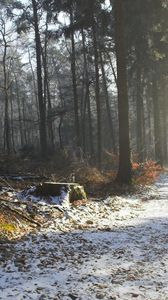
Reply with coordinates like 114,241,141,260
133,160,162,185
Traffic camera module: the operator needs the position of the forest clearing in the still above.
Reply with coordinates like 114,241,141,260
0,171,168,300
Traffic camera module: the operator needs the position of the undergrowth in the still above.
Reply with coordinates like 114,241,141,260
0,157,163,241
132,160,163,185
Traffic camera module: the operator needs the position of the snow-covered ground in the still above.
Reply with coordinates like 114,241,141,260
0,175,168,300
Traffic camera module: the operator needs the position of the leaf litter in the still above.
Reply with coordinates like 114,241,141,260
0,175,168,300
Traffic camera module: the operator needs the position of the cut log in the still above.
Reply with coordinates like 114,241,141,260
30,182,87,203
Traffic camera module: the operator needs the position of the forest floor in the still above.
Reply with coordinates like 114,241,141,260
0,173,168,300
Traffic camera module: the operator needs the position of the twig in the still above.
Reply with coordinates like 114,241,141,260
0,176,14,191
0,197,17,203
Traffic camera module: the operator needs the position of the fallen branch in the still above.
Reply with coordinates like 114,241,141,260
0,202,42,227
0,197,65,215
0,176,15,191
0,197,20,204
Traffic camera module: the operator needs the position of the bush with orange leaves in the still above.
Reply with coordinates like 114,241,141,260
133,160,163,185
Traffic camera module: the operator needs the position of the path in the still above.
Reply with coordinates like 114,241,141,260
0,175,168,300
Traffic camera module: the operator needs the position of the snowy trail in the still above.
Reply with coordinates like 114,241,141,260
0,175,168,300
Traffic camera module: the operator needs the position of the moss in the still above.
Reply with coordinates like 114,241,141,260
0,222,17,234
69,185,87,202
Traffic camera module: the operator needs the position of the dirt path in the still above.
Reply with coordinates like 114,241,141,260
0,175,168,300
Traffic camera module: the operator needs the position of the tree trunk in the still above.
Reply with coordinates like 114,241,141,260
2,34,11,154
136,63,144,162
27,46,39,121
100,51,116,153
32,0,47,157
42,12,54,148
106,51,118,87
81,28,94,158
161,79,168,164
13,70,24,147
22,96,28,145
92,19,102,168
58,115,63,149
114,0,132,184
70,8,81,149
10,85,15,152
152,76,163,165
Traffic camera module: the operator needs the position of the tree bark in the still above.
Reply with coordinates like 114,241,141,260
81,28,94,158
13,70,25,147
9,84,15,152
32,0,47,157
70,7,81,149
42,12,54,148
100,51,116,153
152,75,163,165
161,78,168,163
92,19,102,168
1,22,11,154
136,62,144,162
114,0,132,184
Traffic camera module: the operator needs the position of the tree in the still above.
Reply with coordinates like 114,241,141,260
69,4,81,149
91,10,102,167
32,0,47,157
0,12,12,154
113,0,132,183
81,27,94,158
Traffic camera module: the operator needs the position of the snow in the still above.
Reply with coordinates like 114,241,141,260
17,186,70,207
0,175,168,300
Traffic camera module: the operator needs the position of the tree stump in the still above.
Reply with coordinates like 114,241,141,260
34,182,87,203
